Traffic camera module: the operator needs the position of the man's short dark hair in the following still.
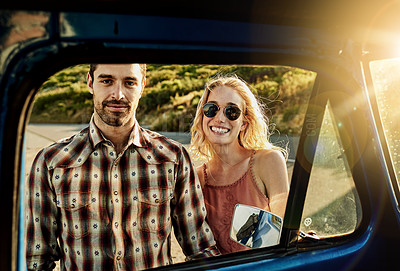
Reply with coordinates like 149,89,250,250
89,64,147,81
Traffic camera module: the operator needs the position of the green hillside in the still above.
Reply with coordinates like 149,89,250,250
29,64,316,136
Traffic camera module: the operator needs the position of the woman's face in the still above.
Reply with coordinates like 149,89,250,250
202,85,247,146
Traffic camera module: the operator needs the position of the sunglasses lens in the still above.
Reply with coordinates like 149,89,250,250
203,103,219,118
225,106,241,120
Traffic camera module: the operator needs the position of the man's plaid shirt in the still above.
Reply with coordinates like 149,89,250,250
25,118,218,270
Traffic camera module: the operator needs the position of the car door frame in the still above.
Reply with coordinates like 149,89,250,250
0,7,399,271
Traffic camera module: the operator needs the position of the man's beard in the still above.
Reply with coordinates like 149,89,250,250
95,99,132,127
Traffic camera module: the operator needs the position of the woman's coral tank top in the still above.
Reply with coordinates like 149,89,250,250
202,153,271,254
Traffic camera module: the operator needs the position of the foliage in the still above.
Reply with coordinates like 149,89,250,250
30,64,316,136
30,65,93,123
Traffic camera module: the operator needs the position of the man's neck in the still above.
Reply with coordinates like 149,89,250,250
94,115,136,154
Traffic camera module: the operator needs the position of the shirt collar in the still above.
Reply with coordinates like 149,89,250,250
88,116,148,149
88,116,104,148
130,120,148,148
48,115,178,169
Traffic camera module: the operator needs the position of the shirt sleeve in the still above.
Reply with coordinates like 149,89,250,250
25,149,60,270
170,146,220,259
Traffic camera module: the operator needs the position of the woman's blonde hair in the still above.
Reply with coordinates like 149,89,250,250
190,74,287,161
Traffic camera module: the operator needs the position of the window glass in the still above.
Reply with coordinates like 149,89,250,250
300,101,362,237
370,58,400,195
24,64,315,268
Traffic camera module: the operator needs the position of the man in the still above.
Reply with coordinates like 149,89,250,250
25,64,219,270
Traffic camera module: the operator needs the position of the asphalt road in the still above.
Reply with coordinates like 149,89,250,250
24,123,192,173
24,123,296,175
25,123,191,148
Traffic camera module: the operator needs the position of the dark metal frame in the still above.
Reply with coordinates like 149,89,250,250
1,3,400,270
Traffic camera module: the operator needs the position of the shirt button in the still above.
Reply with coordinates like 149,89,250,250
70,204,75,208
114,191,118,195
114,222,119,228
116,255,121,260
155,199,160,203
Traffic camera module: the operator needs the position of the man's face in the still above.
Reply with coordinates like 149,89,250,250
87,64,145,127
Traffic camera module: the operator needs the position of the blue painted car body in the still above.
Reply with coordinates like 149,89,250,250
1,1,400,270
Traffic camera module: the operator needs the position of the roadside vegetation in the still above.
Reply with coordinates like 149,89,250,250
29,64,316,136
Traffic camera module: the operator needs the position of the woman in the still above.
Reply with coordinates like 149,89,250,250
190,74,289,254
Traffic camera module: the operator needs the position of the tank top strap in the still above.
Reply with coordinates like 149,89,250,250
249,150,256,172
248,150,256,185
203,163,209,185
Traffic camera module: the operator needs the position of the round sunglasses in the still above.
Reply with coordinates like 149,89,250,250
202,103,242,121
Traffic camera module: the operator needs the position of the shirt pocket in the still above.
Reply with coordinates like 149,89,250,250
136,187,174,239
56,191,92,239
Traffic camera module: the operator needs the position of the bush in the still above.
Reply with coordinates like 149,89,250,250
30,64,317,136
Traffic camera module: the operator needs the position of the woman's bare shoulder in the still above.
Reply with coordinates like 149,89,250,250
255,149,286,165
254,148,288,190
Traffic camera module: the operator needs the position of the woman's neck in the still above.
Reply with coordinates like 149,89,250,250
210,142,252,170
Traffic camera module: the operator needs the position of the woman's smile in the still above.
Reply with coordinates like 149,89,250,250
210,126,230,134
